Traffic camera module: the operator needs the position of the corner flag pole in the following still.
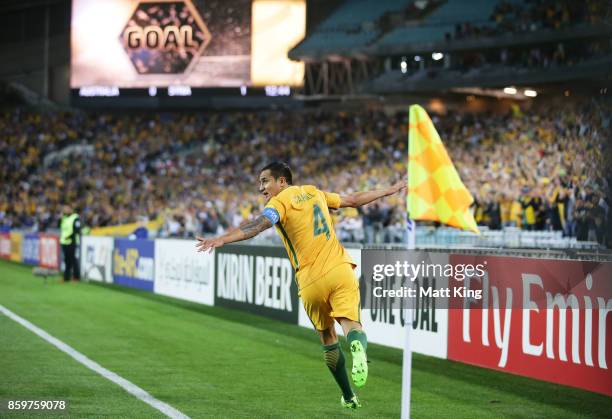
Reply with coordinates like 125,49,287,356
400,314,413,419
400,218,414,419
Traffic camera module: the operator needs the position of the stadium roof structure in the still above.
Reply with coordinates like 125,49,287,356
290,0,503,62
289,0,612,97
290,23,612,62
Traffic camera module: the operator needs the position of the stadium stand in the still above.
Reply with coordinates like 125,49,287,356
289,0,610,97
376,0,501,47
316,0,412,31
463,0,611,39
1,100,609,248
290,0,412,55
374,0,610,47
294,0,611,55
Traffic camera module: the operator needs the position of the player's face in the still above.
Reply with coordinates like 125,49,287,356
259,170,284,203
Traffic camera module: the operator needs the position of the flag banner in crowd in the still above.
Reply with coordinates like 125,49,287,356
90,217,163,237
407,105,480,234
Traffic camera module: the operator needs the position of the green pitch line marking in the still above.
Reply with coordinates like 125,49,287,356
0,304,189,419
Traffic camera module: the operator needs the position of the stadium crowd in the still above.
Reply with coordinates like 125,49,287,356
0,109,406,238
0,99,609,247
438,100,610,246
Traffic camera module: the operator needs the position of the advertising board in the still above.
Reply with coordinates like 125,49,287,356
155,239,215,306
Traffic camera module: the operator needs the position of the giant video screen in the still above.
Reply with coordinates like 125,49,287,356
71,0,305,89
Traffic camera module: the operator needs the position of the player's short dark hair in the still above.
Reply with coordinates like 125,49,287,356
261,161,293,185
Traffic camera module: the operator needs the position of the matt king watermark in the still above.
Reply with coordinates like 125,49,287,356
372,283,482,299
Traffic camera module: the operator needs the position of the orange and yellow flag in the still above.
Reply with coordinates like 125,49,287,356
407,105,480,234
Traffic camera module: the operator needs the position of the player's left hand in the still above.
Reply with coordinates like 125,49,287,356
195,236,225,253
387,180,407,195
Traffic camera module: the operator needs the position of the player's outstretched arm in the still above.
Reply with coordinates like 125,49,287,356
195,215,273,253
339,180,406,208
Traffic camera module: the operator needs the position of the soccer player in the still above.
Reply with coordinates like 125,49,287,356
196,162,406,409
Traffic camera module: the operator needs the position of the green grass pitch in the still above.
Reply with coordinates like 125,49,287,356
0,259,610,418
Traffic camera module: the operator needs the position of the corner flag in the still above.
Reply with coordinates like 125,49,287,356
407,104,480,234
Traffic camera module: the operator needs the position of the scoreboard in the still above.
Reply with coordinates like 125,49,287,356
70,0,305,104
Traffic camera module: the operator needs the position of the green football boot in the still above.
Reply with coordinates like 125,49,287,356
350,340,368,387
341,394,362,409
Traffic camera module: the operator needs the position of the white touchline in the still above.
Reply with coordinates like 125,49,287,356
0,304,189,419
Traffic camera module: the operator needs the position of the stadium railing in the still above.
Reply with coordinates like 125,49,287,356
250,225,603,251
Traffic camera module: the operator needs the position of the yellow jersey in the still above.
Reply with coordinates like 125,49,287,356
262,185,355,290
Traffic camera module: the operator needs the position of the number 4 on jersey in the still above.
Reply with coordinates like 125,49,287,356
313,204,330,240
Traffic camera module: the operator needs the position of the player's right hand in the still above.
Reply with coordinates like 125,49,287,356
195,236,225,253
